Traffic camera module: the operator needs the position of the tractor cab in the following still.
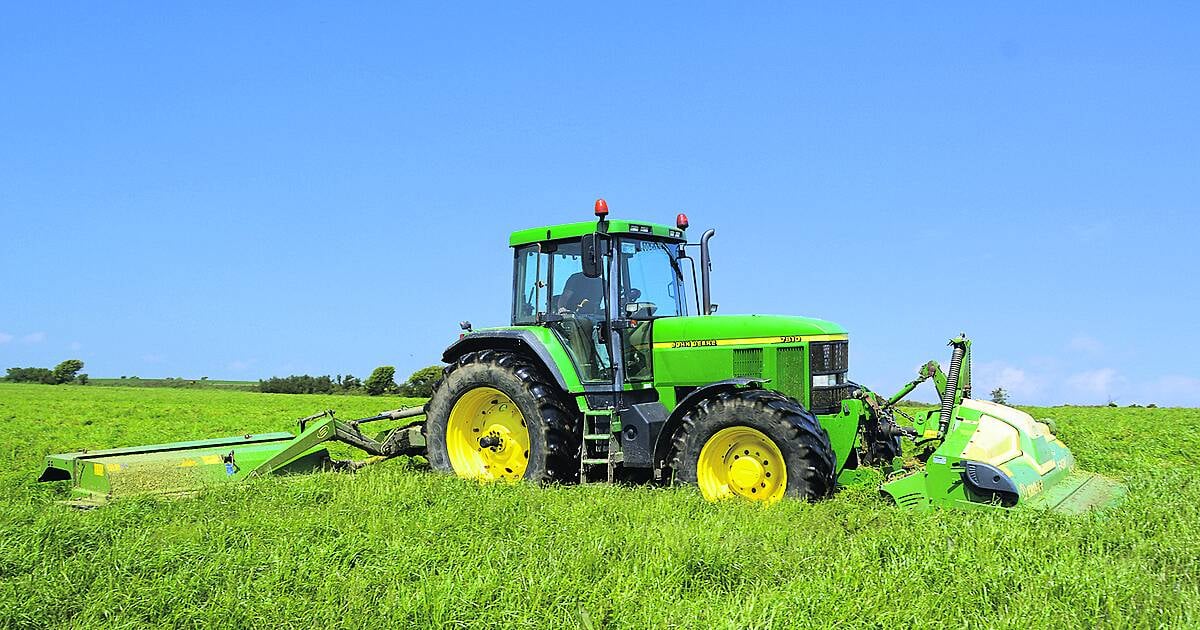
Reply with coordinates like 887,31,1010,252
508,201,696,386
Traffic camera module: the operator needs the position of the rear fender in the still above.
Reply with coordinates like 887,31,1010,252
441,328,582,394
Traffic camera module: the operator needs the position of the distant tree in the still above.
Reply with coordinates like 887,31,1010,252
399,366,443,397
258,375,336,394
77,373,89,386
364,366,397,396
5,367,56,384
201,376,209,381
341,374,362,391
52,359,85,384
990,387,1009,405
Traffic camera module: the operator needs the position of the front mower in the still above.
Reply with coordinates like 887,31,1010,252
859,336,1126,512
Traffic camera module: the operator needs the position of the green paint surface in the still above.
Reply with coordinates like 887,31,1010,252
508,219,685,247
649,314,847,342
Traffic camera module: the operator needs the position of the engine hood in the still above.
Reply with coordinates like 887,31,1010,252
650,314,847,345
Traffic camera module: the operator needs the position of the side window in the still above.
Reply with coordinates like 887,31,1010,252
549,242,605,316
624,320,654,381
513,245,547,325
621,240,685,317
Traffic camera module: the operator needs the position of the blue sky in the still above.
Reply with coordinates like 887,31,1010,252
2,4,1197,406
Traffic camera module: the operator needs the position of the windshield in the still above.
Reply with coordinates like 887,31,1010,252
618,238,688,318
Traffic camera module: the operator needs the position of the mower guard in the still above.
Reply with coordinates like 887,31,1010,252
39,408,426,506
881,399,1126,513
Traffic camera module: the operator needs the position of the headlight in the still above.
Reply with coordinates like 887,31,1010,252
812,374,844,388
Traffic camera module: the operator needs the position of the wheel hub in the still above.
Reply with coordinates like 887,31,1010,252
729,456,765,489
445,387,530,481
696,426,787,503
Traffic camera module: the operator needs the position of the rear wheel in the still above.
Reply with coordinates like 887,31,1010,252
671,389,836,503
426,350,579,483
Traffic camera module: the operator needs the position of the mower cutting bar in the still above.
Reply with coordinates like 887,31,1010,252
40,431,296,473
39,407,426,506
1022,470,1127,514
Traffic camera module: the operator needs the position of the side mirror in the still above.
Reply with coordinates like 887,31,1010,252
581,233,604,278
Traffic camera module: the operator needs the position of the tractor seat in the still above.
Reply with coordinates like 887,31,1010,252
559,272,604,315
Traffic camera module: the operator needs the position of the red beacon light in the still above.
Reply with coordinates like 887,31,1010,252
676,213,689,230
594,198,609,218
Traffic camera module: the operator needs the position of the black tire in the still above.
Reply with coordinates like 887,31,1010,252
425,349,580,483
670,389,836,501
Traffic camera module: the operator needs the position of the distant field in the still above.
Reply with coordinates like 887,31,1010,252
87,378,258,391
1,383,1197,628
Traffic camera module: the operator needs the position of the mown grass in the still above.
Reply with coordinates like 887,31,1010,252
1,383,1197,628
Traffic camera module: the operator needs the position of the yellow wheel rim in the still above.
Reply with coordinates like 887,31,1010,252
445,387,530,481
696,426,787,503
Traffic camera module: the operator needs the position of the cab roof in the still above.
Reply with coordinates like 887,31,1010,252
509,220,686,247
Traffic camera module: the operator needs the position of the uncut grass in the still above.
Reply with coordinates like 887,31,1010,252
1,384,1198,628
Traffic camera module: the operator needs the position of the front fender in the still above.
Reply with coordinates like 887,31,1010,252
651,378,767,471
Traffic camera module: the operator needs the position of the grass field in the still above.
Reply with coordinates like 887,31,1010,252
1,383,1198,628
86,378,258,391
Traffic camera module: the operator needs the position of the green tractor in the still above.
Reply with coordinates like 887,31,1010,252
40,200,1125,512
421,200,1124,511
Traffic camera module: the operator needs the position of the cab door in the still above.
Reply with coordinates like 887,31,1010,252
545,240,611,383
615,238,689,383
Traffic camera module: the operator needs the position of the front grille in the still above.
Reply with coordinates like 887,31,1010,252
732,348,763,378
811,385,855,415
810,341,848,374
775,347,806,401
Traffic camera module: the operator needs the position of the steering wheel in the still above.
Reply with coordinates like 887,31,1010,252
571,298,597,316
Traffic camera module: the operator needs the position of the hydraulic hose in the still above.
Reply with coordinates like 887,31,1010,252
937,341,966,439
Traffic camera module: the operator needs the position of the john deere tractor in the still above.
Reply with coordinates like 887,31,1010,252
420,200,1125,511
40,200,1125,512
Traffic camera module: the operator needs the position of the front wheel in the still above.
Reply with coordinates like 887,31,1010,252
671,389,836,503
